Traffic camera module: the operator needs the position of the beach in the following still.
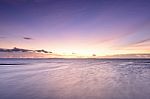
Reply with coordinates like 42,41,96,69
0,58,150,99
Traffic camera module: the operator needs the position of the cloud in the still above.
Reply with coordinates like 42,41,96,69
0,36,5,39
132,38,150,45
0,0,31,4
93,17,150,49
23,37,33,40
0,47,53,54
36,49,52,54
0,47,32,52
0,0,49,5
126,38,150,48
103,53,150,58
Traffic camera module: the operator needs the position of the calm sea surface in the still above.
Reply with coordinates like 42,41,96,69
0,58,150,99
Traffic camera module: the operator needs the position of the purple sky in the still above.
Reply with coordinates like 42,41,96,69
0,0,150,56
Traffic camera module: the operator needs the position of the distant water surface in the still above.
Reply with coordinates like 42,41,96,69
0,58,150,99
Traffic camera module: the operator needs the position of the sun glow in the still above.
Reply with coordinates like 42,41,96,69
53,49,118,57
50,48,150,58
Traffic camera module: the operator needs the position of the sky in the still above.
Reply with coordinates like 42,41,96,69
0,0,150,57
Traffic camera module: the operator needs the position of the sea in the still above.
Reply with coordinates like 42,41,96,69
0,58,150,99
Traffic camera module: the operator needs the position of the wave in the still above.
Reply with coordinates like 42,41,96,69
0,63,29,65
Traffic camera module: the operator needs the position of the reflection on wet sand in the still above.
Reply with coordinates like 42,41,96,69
0,59,150,99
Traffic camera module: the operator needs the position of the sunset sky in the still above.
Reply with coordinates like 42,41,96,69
0,0,150,57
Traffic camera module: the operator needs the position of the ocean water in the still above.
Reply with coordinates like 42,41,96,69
0,58,150,99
